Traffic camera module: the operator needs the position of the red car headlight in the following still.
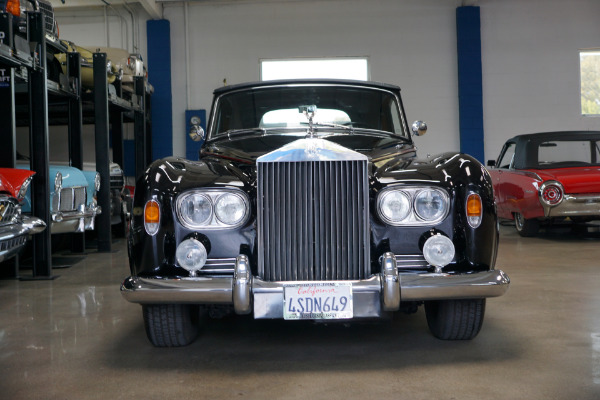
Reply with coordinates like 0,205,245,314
539,181,564,206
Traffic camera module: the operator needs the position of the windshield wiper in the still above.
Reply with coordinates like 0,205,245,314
221,128,267,140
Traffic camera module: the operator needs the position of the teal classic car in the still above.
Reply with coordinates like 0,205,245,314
18,164,101,234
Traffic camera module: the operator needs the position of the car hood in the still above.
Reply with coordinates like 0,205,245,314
534,167,600,194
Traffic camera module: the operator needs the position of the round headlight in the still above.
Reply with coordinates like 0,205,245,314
423,234,455,268
54,172,62,193
94,172,101,192
176,238,207,276
379,190,411,223
214,193,247,225
180,193,212,226
414,189,447,221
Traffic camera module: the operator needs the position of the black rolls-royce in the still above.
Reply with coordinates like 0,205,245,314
121,79,510,347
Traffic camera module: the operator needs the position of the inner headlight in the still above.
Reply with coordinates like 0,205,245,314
215,193,247,225
414,189,447,221
177,189,249,229
379,190,411,223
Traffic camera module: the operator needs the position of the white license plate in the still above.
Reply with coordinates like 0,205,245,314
283,282,353,320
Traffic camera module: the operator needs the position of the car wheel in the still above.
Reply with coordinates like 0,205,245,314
143,304,200,347
514,212,539,237
424,299,486,340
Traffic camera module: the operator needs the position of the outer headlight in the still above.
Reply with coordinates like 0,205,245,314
54,172,63,193
179,193,212,226
94,172,101,192
378,190,411,224
414,189,447,221
177,189,249,229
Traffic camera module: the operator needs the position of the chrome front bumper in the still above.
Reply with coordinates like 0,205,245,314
121,253,510,319
51,204,101,234
0,216,46,263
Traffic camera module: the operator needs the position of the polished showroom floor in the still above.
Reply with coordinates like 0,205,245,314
0,224,599,400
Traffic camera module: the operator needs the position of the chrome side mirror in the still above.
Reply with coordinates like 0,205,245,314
189,125,205,142
411,120,427,136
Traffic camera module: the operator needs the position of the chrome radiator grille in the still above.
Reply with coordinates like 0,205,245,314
52,187,87,212
38,0,55,34
257,160,370,281
0,197,18,225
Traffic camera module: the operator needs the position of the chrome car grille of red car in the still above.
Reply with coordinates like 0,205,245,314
0,197,18,225
257,160,370,281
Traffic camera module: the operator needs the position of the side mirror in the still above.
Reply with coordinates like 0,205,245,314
411,120,427,136
189,125,205,142
487,160,496,167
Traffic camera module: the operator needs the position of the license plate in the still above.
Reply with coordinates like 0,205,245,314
283,282,353,320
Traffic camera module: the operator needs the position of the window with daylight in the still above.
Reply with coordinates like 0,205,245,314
580,50,600,115
261,58,369,81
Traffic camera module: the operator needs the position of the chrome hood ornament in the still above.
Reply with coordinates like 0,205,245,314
299,105,317,138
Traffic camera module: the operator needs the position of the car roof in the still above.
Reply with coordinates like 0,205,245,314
213,79,402,95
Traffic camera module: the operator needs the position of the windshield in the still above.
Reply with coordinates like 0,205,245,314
533,139,600,168
210,85,407,139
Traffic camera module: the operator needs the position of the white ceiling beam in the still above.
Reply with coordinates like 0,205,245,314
137,0,162,19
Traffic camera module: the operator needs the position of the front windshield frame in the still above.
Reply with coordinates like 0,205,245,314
206,83,410,142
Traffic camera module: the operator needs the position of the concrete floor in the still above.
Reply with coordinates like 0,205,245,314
1,225,599,400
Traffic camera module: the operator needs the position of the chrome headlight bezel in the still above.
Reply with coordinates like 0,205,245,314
54,171,63,193
176,188,250,230
377,186,450,226
17,176,33,201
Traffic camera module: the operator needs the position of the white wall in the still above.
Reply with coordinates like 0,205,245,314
480,0,600,161
49,0,600,162
165,0,461,158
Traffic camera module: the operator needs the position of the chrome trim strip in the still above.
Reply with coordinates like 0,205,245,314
543,192,600,218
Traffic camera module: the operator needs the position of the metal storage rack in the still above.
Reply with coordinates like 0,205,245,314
0,11,151,278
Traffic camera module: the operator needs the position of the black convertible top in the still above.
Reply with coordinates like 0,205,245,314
213,79,402,95
507,131,600,169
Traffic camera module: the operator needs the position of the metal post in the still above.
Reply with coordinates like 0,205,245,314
134,75,147,180
68,51,85,254
93,52,111,252
27,12,54,279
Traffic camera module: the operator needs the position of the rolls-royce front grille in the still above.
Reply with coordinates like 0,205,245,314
52,187,86,212
257,160,370,281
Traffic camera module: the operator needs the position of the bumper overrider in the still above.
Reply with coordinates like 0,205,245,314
51,203,102,234
121,253,510,319
0,216,46,263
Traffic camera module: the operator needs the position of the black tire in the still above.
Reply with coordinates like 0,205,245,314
425,299,486,340
143,304,200,347
514,212,539,237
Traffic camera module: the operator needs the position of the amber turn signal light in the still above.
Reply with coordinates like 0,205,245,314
144,200,160,235
6,0,21,17
466,193,482,228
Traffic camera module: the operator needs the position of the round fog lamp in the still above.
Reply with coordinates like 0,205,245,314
423,234,455,268
176,238,208,276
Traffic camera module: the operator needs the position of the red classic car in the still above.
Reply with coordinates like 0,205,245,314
0,168,46,263
487,131,600,236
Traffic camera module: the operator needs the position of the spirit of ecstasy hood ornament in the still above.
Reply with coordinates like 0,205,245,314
299,105,317,138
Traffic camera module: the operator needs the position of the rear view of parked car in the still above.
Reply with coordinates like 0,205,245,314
488,131,600,236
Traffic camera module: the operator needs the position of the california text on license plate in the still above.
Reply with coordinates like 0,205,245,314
283,282,353,320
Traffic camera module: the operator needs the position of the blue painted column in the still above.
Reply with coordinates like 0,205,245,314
456,6,484,162
147,19,173,160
